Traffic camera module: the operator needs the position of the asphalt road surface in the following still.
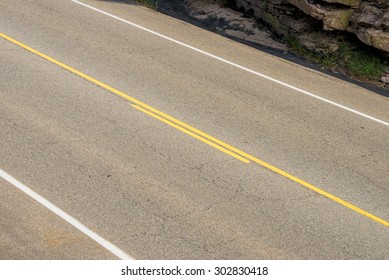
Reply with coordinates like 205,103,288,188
1,0,389,259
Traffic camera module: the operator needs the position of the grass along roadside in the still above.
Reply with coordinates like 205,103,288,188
135,0,156,9
285,35,388,84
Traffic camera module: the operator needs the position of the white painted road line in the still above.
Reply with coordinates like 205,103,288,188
72,0,389,128
0,168,133,260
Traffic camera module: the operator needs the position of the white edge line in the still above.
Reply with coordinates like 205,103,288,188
0,168,134,260
71,0,389,127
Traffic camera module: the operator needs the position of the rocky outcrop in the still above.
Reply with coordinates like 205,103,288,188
234,0,389,54
287,0,354,30
180,0,288,50
349,2,389,52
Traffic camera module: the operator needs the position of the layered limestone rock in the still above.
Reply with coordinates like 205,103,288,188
323,0,362,7
233,0,389,54
349,2,389,52
287,0,354,30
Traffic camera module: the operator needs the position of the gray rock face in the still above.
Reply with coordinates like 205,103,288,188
381,73,389,83
322,0,362,7
287,0,354,30
233,0,389,54
348,2,389,51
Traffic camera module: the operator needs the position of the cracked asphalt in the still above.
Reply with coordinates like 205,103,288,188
1,0,389,259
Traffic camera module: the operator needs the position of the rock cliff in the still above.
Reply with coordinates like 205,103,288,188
234,0,389,54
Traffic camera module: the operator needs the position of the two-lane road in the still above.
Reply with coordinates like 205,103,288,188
1,0,389,259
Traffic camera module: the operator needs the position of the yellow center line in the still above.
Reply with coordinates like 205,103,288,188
0,32,246,162
2,32,389,228
131,105,250,163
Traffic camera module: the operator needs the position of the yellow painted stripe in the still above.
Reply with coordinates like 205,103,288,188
0,32,247,162
248,157,389,227
2,32,388,228
131,105,250,163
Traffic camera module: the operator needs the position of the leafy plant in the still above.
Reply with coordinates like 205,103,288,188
285,35,388,81
339,41,387,80
135,0,156,8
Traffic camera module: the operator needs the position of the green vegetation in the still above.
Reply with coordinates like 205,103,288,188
285,35,388,81
135,0,156,9
339,42,387,80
